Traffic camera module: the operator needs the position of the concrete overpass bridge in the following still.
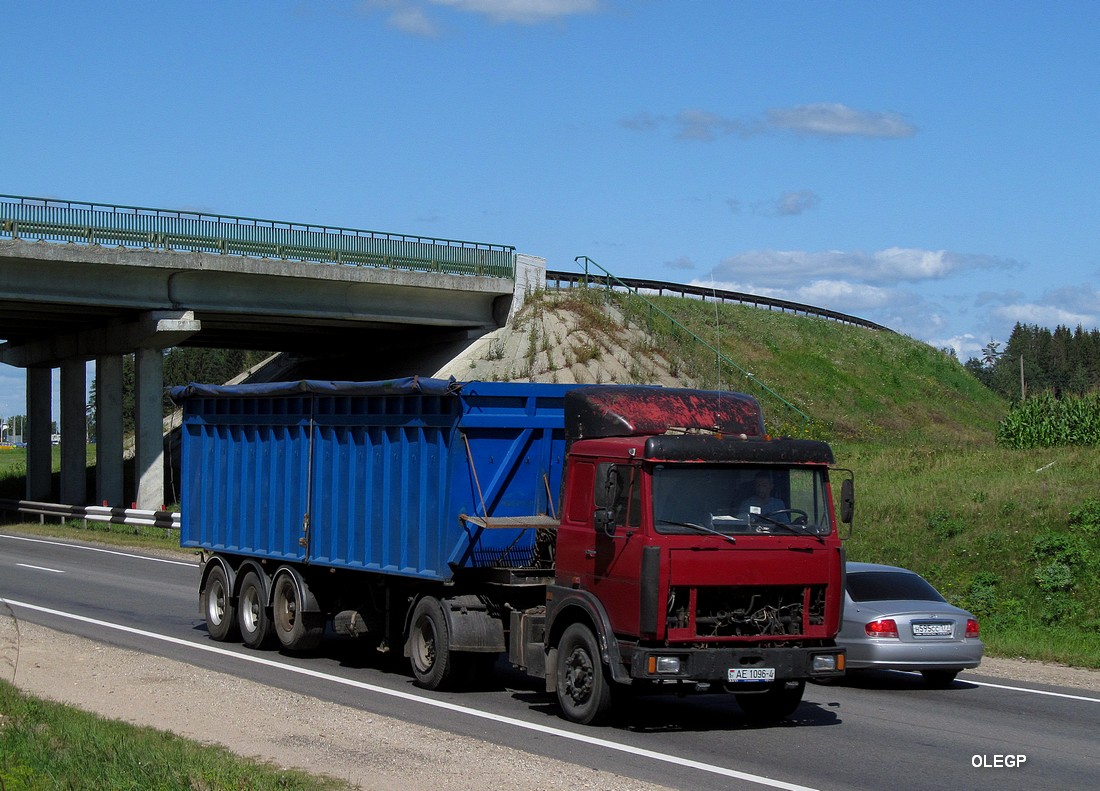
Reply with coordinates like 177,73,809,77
0,194,540,510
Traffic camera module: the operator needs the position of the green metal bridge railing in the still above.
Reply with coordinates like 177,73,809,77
0,194,516,279
570,255,813,429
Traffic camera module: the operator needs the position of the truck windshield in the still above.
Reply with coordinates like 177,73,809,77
651,464,833,537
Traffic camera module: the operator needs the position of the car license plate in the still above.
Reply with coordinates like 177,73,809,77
729,667,775,683
912,622,953,637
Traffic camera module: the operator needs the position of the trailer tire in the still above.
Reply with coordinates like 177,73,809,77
734,680,805,722
408,597,454,690
238,570,273,649
201,564,238,642
556,623,613,725
272,573,324,652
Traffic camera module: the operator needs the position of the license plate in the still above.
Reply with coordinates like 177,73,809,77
912,622,953,637
728,667,775,683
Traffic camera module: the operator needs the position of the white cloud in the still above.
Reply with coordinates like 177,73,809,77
432,0,600,24
388,5,439,35
709,248,1018,289
766,103,916,139
625,102,916,142
774,189,819,216
370,0,600,32
929,333,982,361
792,279,895,310
674,109,753,141
991,303,1097,329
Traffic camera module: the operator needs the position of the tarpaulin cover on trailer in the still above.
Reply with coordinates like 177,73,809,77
169,376,461,403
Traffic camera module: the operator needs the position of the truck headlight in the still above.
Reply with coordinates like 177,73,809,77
812,654,838,672
648,655,682,674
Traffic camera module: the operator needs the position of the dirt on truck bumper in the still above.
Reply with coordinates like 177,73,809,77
627,645,845,685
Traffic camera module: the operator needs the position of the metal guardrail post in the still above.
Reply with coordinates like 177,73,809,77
0,498,180,532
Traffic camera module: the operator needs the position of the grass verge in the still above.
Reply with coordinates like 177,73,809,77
0,679,352,790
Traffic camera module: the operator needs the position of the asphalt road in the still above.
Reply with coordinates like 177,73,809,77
2,531,1098,791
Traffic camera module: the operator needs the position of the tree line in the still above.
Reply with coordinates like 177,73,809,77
965,322,1100,401
89,347,271,434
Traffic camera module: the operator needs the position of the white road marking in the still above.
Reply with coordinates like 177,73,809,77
961,677,1100,704
16,563,65,574
0,533,195,567
2,598,821,791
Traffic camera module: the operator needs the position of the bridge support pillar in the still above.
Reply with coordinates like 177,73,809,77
95,355,124,507
25,367,52,501
134,347,164,511
59,359,87,504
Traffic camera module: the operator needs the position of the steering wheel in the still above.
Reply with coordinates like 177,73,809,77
765,508,809,525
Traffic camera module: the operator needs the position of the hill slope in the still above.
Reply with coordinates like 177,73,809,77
435,287,1006,444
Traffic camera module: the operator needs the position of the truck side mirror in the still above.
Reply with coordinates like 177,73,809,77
595,465,622,537
594,507,617,537
840,479,854,524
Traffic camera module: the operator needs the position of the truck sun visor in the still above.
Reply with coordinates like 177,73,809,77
565,386,764,441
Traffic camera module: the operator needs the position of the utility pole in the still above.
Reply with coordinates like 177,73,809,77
1020,355,1026,401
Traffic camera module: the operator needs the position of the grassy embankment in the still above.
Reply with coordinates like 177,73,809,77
0,680,351,790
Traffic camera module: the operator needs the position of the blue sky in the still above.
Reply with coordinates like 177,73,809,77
3,0,1099,421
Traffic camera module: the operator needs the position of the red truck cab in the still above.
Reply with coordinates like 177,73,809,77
532,387,848,724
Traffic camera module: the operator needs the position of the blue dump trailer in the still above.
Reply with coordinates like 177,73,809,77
173,377,849,725
176,377,568,580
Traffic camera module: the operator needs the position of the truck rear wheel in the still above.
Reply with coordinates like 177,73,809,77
272,573,324,652
734,680,805,722
556,623,613,725
238,570,273,649
409,597,454,689
201,564,238,642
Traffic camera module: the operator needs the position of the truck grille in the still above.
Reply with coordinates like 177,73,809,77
666,585,826,639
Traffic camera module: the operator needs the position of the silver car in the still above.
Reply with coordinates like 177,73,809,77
838,562,983,686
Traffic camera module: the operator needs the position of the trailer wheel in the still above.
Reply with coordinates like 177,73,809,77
734,680,805,722
556,623,613,725
201,564,238,642
409,597,454,690
238,571,273,649
272,573,324,652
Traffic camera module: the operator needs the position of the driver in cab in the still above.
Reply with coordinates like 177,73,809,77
738,472,787,521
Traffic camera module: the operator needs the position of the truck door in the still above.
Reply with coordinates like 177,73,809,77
588,461,645,634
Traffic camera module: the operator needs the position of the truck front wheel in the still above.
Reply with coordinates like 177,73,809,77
734,680,805,722
201,564,238,642
556,623,613,725
409,597,454,690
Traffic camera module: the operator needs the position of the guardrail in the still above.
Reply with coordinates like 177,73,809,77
546,269,892,332
0,193,516,279
0,498,180,532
